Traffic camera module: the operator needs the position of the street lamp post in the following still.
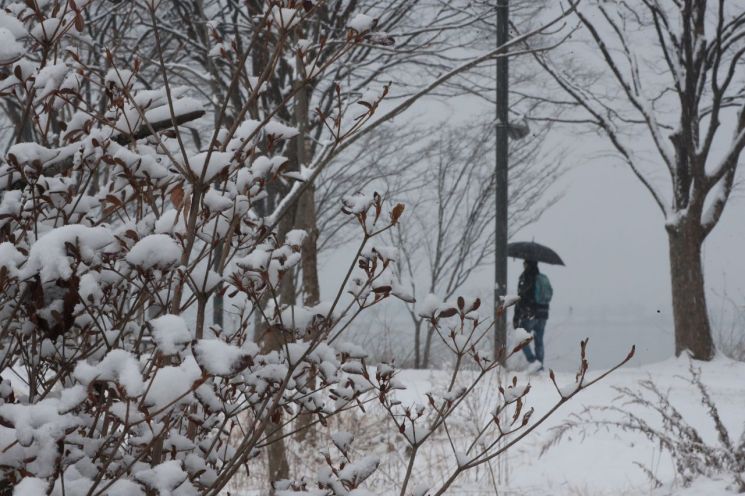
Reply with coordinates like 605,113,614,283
494,0,509,363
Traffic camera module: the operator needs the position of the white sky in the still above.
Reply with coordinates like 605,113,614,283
448,88,745,313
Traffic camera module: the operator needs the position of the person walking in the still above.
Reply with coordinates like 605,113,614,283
513,260,553,372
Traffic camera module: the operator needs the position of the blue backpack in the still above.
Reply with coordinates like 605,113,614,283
535,273,553,306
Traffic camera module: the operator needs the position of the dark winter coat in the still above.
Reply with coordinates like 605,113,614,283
514,268,549,325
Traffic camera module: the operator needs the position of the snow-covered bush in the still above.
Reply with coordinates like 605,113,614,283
0,1,628,494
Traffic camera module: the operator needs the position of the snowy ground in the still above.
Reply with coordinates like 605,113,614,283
394,354,745,496
233,353,745,495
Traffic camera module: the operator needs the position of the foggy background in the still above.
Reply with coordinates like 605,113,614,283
317,90,745,371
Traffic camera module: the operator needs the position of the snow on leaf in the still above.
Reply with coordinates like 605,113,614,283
391,281,415,304
331,431,354,454
187,151,233,183
557,381,580,399
348,14,376,33
143,356,202,411
7,142,61,165
0,242,24,278
285,229,307,248
105,68,134,89
106,479,146,496
154,209,187,236
341,192,375,215
503,383,529,403
58,385,87,413
277,304,329,333
203,188,234,212
0,397,85,450
12,477,47,496
34,62,80,102
285,342,311,366
21,225,114,282
0,12,25,39
74,349,145,397
0,27,24,64
112,146,170,180
363,243,398,263
263,120,299,139
78,272,102,304
126,234,182,269
150,314,192,355
335,342,368,360
109,402,145,424
0,190,22,228
508,326,533,353
227,120,261,151
135,460,195,494
193,339,252,377
338,455,379,485
250,155,288,177
417,293,442,319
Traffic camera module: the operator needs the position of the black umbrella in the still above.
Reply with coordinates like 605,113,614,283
507,241,565,266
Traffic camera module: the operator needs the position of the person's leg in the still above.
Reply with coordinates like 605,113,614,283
520,319,537,363
533,319,547,365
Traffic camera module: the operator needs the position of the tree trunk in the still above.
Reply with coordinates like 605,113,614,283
292,46,320,442
263,322,292,494
422,323,435,368
667,221,715,360
266,415,291,494
298,188,320,308
414,319,422,369
259,215,294,492
258,316,291,493
293,186,320,443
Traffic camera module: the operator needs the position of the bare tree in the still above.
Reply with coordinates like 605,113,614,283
313,125,428,254
389,121,562,369
296,0,569,372
130,0,564,331
533,1,745,360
